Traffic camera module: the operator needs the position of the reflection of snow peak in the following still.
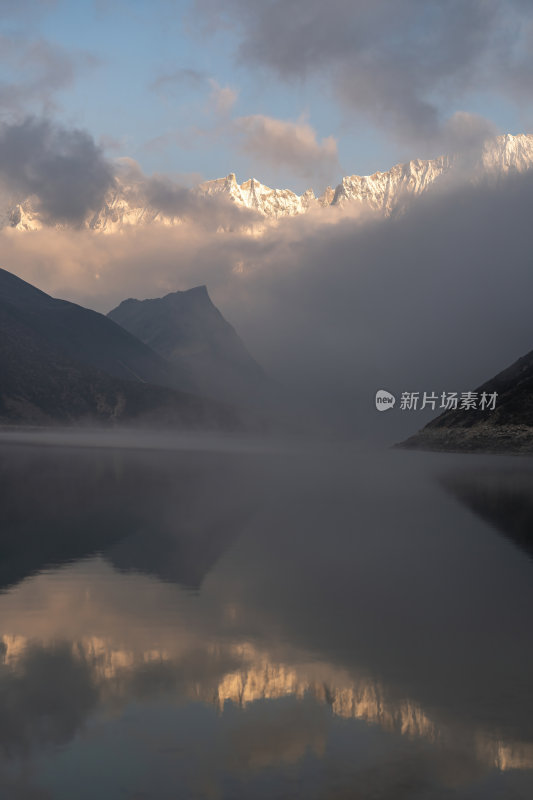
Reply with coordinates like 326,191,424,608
2,134,533,232
212,643,436,741
2,633,532,772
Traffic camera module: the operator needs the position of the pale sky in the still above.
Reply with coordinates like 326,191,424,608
1,0,531,194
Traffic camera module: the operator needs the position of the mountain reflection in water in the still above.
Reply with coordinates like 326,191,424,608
441,464,533,560
0,434,531,800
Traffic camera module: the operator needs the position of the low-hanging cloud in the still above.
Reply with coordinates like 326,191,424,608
0,117,114,224
113,157,262,230
145,174,261,229
4,166,533,442
191,0,533,152
0,123,259,230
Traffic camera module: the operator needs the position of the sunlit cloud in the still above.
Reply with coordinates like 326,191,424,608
234,114,339,182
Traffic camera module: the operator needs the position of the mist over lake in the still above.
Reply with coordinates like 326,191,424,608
0,432,531,799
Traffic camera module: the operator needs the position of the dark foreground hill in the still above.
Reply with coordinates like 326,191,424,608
0,268,191,390
108,286,271,406
0,269,237,428
399,348,533,453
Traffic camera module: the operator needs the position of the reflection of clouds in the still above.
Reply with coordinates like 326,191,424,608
222,697,327,772
0,640,98,757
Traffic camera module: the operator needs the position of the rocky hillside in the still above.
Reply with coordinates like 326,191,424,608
399,347,533,453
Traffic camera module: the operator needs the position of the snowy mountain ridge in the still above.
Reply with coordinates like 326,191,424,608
3,133,533,232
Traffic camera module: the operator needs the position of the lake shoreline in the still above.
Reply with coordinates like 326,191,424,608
397,423,533,455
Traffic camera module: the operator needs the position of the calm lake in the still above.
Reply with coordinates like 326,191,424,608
0,431,532,799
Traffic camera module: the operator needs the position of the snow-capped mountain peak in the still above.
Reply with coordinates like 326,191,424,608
2,134,533,233
198,173,315,217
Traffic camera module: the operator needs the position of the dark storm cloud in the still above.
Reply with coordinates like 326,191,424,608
192,0,532,150
0,117,114,224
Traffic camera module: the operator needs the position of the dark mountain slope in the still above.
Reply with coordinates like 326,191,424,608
0,268,192,391
0,269,237,428
399,348,533,453
108,286,270,405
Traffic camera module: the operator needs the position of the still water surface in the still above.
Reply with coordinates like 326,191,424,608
0,432,532,799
